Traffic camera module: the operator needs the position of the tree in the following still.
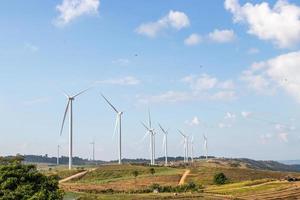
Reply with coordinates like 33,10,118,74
132,170,139,186
149,168,155,176
0,162,63,200
213,172,228,185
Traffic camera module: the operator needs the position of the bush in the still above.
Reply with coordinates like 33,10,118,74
149,168,155,176
148,182,202,193
213,172,228,185
0,162,63,199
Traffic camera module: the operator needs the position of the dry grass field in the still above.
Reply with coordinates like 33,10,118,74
60,160,300,199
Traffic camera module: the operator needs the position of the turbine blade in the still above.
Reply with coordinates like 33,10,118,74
101,93,119,113
112,114,119,139
141,122,150,131
72,87,91,98
60,100,70,136
148,109,152,128
158,123,167,134
61,90,70,98
178,130,186,137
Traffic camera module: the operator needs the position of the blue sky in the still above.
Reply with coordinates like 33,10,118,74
1,0,300,161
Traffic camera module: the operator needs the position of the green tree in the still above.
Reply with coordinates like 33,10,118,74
0,162,63,200
213,172,228,185
132,170,139,186
149,168,155,176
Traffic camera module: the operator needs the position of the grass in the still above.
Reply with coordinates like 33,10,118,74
61,164,184,192
74,164,183,184
65,192,218,200
186,163,300,186
205,180,290,196
39,165,85,179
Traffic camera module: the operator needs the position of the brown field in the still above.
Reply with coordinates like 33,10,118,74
61,160,300,199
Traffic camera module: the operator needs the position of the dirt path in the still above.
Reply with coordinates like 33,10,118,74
59,168,97,184
59,170,89,184
178,169,190,185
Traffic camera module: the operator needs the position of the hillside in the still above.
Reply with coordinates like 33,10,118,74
220,158,300,172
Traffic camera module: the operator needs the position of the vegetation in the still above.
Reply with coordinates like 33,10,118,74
74,164,182,184
213,173,228,185
149,168,155,176
0,157,63,200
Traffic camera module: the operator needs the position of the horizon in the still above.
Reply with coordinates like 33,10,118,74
1,0,300,161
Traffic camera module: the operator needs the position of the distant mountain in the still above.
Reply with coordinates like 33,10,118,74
22,155,105,165
221,158,300,172
278,160,300,165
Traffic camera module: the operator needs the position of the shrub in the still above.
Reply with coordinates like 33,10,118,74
0,162,63,199
149,168,155,176
213,172,228,185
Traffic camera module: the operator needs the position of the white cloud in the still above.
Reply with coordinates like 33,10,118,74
241,51,300,102
208,29,235,43
259,133,273,144
224,112,236,120
137,91,192,104
185,116,201,126
182,74,218,91
184,34,202,46
241,111,252,118
240,70,273,94
211,91,237,101
138,74,237,104
136,10,190,37
218,122,232,128
96,76,140,86
54,0,100,26
112,58,130,66
24,42,39,52
225,0,300,48
218,80,235,90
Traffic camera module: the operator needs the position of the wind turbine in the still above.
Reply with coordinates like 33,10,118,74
159,123,168,166
178,130,188,163
141,110,156,165
203,134,208,160
57,145,60,165
90,140,95,161
60,88,90,170
101,94,123,164
190,136,194,163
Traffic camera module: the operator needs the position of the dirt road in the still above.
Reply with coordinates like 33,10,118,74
178,169,190,185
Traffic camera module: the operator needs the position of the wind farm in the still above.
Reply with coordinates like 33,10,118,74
2,0,300,199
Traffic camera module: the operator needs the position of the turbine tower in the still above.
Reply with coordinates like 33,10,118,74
141,110,156,165
178,130,188,163
101,94,123,164
57,145,60,165
90,140,95,161
190,136,194,163
204,134,208,160
60,88,89,170
158,123,168,166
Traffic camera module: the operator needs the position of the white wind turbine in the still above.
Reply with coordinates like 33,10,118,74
190,136,194,163
158,123,168,166
203,134,208,160
60,88,90,170
90,140,95,161
57,145,60,165
178,130,188,163
101,94,123,164
141,110,156,165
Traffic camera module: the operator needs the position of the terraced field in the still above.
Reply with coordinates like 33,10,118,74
60,160,300,199
61,164,184,192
